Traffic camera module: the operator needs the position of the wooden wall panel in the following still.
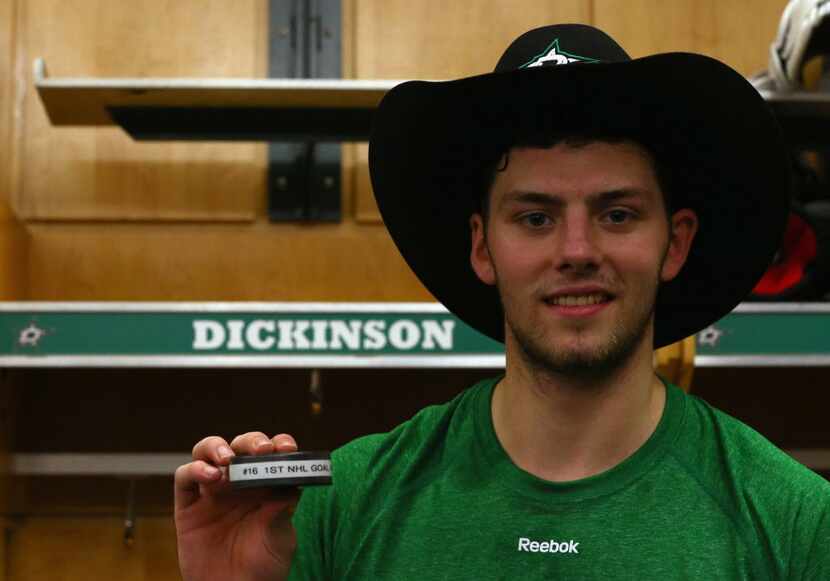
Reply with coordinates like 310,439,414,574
14,0,268,222
0,0,26,300
7,476,175,581
352,0,591,79
0,223,27,300
7,518,178,581
1,0,25,577
26,222,433,300
17,0,432,302
348,0,592,222
593,0,789,76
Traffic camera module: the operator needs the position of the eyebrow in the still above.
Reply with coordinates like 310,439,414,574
499,188,650,209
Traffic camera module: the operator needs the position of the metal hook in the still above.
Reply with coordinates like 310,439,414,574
309,369,323,417
124,479,137,548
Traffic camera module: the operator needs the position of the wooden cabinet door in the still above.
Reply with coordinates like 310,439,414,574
593,0,789,76
14,0,268,222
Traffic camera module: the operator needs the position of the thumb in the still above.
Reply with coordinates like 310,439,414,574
260,495,299,555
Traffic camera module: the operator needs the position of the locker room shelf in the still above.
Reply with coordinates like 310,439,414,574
8,449,830,476
757,89,830,116
34,59,830,142
0,301,828,368
756,89,830,145
32,58,401,140
10,453,189,476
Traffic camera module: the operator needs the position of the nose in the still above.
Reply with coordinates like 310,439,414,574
555,211,600,274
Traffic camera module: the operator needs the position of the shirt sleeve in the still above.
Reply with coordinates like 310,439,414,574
288,485,335,581
800,489,830,581
286,432,390,579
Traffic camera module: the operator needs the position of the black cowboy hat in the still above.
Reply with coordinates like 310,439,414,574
369,24,790,349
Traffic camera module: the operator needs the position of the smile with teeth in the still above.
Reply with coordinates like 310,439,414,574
548,293,610,306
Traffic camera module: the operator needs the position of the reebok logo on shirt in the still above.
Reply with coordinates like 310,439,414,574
518,537,580,554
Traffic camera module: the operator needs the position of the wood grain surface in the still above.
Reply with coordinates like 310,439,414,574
593,0,789,76
14,0,268,222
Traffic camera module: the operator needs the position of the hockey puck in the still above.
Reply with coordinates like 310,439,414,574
229,451,332,489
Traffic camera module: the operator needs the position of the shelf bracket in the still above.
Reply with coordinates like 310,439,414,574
269,0,342,222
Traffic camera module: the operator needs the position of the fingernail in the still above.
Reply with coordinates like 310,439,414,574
256,438,271,449
205,465,220,478
275,436,297,449
218,446,234,460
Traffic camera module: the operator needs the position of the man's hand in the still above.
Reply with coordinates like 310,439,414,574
175,432,301,581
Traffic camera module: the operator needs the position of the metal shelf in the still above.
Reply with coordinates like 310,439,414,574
33,58,401,141
755,89,830,146
9,449,828,476
11,453,189,476
35,58,830,144
758,89,830,114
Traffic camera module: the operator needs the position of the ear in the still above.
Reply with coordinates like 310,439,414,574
660,208,699,282
470,213,496,285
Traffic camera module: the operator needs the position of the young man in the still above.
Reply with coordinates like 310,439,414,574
175,25,830,579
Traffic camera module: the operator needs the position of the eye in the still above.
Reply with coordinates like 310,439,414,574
521,212,552,228
604,209,636,225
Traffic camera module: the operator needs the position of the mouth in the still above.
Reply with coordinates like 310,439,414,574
544,292,613,307
543,290,615,317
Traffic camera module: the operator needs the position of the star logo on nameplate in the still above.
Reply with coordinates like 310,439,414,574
18,323,48,348
697,325,724,348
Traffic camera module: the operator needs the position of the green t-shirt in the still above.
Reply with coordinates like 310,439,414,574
289,378,830,580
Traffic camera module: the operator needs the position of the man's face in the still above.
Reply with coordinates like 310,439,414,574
469,141,697,377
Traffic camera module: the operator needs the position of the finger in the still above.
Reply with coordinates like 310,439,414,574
272,433,299,453
174,460,222,511
230,431,275,456
192,435,235,466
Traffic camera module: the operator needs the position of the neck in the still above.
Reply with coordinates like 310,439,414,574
491,333,666,482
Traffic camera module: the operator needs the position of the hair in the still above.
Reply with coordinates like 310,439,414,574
479,133,674,224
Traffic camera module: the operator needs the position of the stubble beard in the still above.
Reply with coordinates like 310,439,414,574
497,261,666,383
504,284,657,382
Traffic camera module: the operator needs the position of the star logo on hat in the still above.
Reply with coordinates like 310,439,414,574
520,38,599,68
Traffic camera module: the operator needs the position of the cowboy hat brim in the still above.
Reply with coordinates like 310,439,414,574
369,53,790,348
